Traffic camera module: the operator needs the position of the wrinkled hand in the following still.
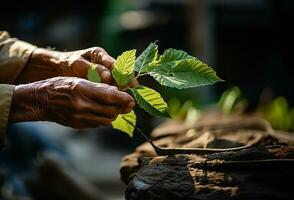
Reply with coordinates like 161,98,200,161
10,77,135,128
16,47,115,84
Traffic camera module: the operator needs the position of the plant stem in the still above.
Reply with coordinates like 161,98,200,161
135,73,140,79
122,116,158,150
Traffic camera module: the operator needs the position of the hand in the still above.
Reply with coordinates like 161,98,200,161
9,77,135,128
16,47,115,84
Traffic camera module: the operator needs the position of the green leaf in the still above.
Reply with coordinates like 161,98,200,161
150,48,195,73
112,49,136,86
135,42,158,75
131,85,169,117
173,59,223,87
159,48,195,63
112,111,136,137
87,64,101,83
150,59,223,89
218,86,242,114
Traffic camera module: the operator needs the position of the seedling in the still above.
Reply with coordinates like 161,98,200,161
87,41,223,138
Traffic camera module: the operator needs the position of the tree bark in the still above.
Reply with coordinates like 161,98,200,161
120,116,294,200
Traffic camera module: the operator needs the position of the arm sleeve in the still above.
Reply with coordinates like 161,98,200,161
0,31,37,149
0,84,14,149
0,31,37,84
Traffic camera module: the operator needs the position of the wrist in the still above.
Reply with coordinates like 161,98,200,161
9,83,47,122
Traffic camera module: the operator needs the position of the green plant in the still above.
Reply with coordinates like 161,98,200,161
87,42,223,137
260,96,294,132
217,86,247,114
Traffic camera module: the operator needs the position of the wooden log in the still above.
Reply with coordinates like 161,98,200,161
120,117,294,200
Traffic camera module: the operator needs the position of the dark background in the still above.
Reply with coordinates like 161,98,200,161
2,0,293,140
2,0,293,108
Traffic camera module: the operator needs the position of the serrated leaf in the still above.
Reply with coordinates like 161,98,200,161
87,64,101,83
135,42,158,75
131,85,169,117
112,111,136,137
112,49,136,86
159,48,195,63
149,72,188,88
149,48,195,73
173,59,223,87
150,59,223,89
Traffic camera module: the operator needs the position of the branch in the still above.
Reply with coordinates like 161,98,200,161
122,116,258,156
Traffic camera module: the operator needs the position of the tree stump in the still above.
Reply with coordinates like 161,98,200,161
120,116,294,200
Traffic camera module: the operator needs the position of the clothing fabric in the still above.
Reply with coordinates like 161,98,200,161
0,31,37,148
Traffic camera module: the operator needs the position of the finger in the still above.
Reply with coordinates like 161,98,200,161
90,84,134,107
83,48,115,70
104,88,135,108
98,52,115,70
93,47,108,55
82,47,107,59
90,51,95,63
121,101,135,114
94,51,99,63
91,50,115,70
83,100,121,118
83,59,113,84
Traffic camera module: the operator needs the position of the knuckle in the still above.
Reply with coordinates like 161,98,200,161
97,47,106,53
97,51,105,59
91,47,106,54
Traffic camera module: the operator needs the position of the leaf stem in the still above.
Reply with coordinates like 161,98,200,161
122,116,158,150
135,72,148,79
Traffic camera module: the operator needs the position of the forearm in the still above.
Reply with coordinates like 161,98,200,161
15,48,62,84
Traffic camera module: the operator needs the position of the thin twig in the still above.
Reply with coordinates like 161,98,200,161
122,116,259,156
122,117,159,151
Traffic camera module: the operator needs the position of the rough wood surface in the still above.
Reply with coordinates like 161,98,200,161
120,116,294,200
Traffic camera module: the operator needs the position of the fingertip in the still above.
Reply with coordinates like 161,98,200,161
127,101,135,109
121,101,135,114
101,70,113,84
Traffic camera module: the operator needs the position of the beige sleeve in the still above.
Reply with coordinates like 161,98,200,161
0,31,37,149
0,31,37,84
0,84,14,148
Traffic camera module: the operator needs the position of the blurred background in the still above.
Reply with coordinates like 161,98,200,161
1,0,293,199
